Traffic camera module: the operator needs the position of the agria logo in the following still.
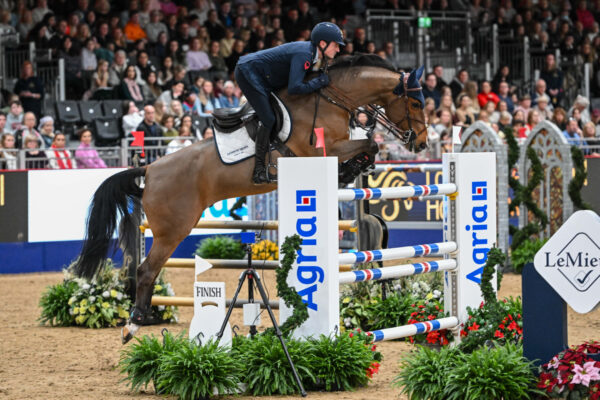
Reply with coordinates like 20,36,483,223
464,181,492,284
543,232,600,292
294,190,323,311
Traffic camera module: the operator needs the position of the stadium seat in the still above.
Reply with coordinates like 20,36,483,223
79,101,103,124
93,117,121,147
55,100,81,138
101,100,124,119
192,115,209,136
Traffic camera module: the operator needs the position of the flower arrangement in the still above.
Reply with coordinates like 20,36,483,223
405,299,453,346
538,341,600,399
251,239,279,261
39,260,178,328
346,328,383,379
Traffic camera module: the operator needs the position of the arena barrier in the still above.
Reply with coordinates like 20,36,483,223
278,153,497,341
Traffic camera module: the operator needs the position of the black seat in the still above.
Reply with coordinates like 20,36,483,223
93,117,121,146
79,101,103,124
102,100,124,119
55,101,81,124
192,115,209,135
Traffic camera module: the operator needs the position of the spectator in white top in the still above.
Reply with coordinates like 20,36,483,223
32,0,51,24
6,100,24,134
145,10,168,43
186,37,212,71
166,125,193,154
568,95,591,125
108,50,129,87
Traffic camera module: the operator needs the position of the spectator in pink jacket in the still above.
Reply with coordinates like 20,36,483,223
75,128,107,168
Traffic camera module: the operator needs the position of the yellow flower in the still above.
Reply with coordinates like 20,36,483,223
75,315,87,324
102,302,110,309
118,308,130,319
72,307,79,315
425,293,434,300
110,289,118,298
154,284,163,292
68,297,75,305
89,305,97,313
79,306,88,314
342,297,352,304
80,299,88,307
110,319,117,326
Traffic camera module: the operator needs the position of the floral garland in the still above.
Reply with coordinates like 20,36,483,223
568,146,592,211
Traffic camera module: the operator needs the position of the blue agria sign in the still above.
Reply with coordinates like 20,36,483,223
534,211,600,314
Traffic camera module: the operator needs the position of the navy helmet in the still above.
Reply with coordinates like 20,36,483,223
310,22,345,47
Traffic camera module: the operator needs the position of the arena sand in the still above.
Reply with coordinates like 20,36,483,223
1,267,599,400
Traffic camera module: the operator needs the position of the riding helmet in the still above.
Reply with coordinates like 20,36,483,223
310,22,345,47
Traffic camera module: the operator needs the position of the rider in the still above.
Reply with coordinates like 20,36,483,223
234,22,345,184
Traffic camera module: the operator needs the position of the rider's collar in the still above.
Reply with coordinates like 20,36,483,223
313,45,320,64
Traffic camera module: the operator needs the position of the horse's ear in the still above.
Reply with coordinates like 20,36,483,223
415,65,425,81
393,72,405,95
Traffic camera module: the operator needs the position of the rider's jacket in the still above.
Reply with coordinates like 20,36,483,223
236,41,325,95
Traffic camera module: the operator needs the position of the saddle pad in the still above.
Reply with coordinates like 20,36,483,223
214,95,292,165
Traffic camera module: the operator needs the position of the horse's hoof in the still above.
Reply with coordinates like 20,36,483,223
121,327,133,344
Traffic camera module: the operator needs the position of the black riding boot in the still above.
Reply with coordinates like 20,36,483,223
252,123,271,184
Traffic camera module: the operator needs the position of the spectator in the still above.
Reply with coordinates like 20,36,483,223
422,73,441,109
455,93,476,126
166,125,193,154
283,8,302,42
534,94,553,120
89,59,111,99
182,91,201,114
526,109,541,132
37,116,55,147
563,117,584,146
161,114,178,140
576,0,595,30
15,112,43,149
158,80,184,107
0,133,17,170
349,110,373,140
24,134,47,169
13,61,44,120
143,71,162,102
59,36,85,99
540,53,564,108
424,98,439,126
47,132,76,169
531,79,551,109
226,39,246,73
124,11,147,42
514,94,532,118
110,27,127,52
450,68,469,99
477,80,500,108
74,128,105,167
434,109,453,135
593,109,600,137
136,50,157,81
145,10,167,43
462,81,480,114
119,65,145,102
353,27,367,53
205,9,225,41
552,107,568,131
166,39,186,66
496,81,514,113
0,112,6,135
491,65,514,94
201,126,214,139
186,37,212,71
220,27,236,58
136,104,161,138
568,95,591,125
582,121,598,155
208,40,229,80
158,56,175,87
219,80,239,108
437,94,456,115
432,65,447,91
108,50,128,87
196,79,221,117
168,99,184,125
18,10,34,40
81,38,98,79
159,0,178,16
32,0,51,24
122,101,145,134
6,100,24,134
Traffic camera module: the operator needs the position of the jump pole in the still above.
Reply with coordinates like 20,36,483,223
277,153,497,340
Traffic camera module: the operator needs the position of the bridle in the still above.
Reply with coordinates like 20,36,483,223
317,69,429,149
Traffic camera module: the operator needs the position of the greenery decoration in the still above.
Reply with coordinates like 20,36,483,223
238,333,315,396
405,299,452,346
368,292,417,333
394,343,541,400
568,146,593,211
307,332,379,391
537,340,600,398
157,339,243,400
38,280,78,326
119,329,186,393
195,235,245,259
271,234,309,336
510,238,548,274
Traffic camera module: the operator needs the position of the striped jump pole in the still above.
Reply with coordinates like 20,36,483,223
338,241,457,265
374,163,443,172
338,183,457,202
339,259,457,284
142,219,358,232
367,317,459,342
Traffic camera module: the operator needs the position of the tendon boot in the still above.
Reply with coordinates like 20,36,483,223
252,123,271,184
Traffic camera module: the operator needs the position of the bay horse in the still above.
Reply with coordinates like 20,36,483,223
73,54,428,343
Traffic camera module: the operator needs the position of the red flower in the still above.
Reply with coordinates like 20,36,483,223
426,331,440,344
366,332,372,336
494,330,504,339
371,345,377,351
508,321,518,331
498,324,505,330
460,329,468,337
468,322,480,331
428,315,435,320
349,333,354,338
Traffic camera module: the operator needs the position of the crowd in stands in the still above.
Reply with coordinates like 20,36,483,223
1,0,600,170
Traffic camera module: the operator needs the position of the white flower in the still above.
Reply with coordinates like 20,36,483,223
89,296,96,303
102,291,110,298
167,287,175,296
433,290,442,298
116,292,123,301
82,284,91,290
158,305,165,311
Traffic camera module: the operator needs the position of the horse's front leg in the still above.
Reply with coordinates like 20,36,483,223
329,139,379,185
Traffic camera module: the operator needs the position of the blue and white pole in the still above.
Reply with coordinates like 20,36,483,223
337,183,457,201
337,241,457,265
338,259,457,284
367,317,459,342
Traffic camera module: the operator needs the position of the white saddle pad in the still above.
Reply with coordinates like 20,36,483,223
214,95,292,164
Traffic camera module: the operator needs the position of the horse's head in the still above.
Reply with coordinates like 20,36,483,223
386,65,428,152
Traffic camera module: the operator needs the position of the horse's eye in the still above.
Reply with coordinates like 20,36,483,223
411,102,420,109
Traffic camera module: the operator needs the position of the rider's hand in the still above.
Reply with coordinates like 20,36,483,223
317,74,330,87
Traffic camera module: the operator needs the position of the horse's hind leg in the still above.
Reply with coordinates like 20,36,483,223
121,235,181,344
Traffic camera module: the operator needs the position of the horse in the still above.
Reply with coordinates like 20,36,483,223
73,54,428,343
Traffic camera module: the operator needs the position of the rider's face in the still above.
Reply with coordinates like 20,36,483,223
322,41,340,59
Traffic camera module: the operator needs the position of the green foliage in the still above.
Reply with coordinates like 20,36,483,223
369,293,417,331
511,238,548,273
119,330,185,392
394,344,541,400
393,345,462,400
271,234,309,335
157,339,243,400
307,333,377,391
195,235,245,259
444,343,542,400
340,294,379,331
241,333,315,396
38,280,78,326
568,146,593,211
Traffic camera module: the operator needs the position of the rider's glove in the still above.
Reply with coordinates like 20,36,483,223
311,73,330,89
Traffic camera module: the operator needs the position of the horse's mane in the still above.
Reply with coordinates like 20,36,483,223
328,53,397,73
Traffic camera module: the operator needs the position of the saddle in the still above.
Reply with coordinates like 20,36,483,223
212,93,286,141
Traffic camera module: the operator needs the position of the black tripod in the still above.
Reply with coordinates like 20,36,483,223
215,233,307,397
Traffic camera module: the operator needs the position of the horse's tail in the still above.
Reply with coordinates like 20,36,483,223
73,167,146,280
